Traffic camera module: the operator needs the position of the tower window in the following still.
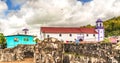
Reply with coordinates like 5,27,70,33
59,34,62,37
93,34,95,36
96,23,98,26
100,23,101,27
69,34,72,37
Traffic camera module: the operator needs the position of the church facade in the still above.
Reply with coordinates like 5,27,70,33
40,19,104,42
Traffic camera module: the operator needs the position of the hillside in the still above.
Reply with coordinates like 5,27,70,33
80,16,120,37
104,16,120,37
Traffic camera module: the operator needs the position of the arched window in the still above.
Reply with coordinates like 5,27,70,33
97,23,98,26
47,35,50,38
69,34,72,37
86,34,89,36
79,39,83,41
100,23,101,27
59,34,62,37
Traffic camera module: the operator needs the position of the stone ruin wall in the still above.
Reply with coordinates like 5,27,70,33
0,38,120,63
34,38,63,63
0,38,63,63
0,45,35,62
64,43,120,63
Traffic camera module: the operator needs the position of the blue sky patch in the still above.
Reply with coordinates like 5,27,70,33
5,0,21,10
4,0,21,15
78,0,92,4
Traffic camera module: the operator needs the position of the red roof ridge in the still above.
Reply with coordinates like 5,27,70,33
41,27,97,34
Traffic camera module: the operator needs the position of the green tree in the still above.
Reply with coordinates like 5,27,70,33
85,24,95,28
102,38,110,43
35,38,40,43
103,16,120,37
80,24,95,28
0,33,6,48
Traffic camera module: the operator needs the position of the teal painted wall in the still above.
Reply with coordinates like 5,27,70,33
5,35,36,48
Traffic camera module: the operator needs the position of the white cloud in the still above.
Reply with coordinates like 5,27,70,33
1,0,120,37
24,0,120,27
0,1,7,17
0,1,7,11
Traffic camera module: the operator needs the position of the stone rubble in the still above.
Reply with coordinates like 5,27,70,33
34,37,63,63
0,38,119,63
0,37,63,63
64,43,120,63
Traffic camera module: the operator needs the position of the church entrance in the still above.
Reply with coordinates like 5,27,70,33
79,39,83,41
77,35,84,42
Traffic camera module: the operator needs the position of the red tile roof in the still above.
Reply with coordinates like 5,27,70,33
41,27,98,34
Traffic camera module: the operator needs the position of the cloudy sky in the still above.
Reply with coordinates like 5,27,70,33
0,0,120,37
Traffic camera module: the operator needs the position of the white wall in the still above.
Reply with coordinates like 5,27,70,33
42,33,79,41
41,32,98,42
99,29,104,41
83,34,98,41
95,29,104,41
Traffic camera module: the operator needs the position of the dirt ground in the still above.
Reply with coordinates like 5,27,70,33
0,58,34,63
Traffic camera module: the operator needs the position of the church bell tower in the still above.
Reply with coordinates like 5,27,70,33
95,19,104,41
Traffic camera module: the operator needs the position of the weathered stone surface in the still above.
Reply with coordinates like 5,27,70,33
34,37,63,63
0,38,120,63
0,37,63,62
0,45,35,62
0,48,16,62
64,43,120,63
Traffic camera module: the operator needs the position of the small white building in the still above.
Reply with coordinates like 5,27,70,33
40,19,104,42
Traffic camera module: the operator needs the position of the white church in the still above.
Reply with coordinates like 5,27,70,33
40,19,104,42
